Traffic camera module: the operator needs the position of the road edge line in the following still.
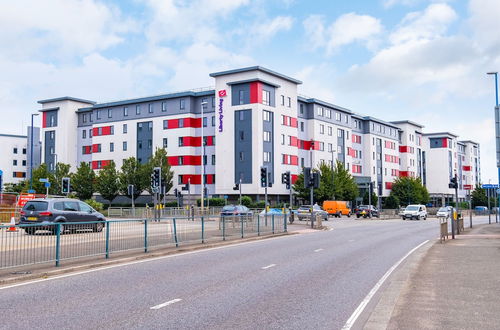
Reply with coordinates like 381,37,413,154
341,239,429,330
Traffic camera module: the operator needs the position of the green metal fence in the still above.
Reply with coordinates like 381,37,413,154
0,214,287,270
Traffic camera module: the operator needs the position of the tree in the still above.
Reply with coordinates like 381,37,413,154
119,157,147,199
383,195,400,209
95,161,120,205
471,185,488,207
144,148,174,198
389,177,429,206
362,191,378,206
332,161,358,202
25,163,54,194
292,161,358,204
71,162,95,200
3,182,26,194
50,163,71,195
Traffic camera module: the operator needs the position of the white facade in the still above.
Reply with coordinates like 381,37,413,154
0,134,28,184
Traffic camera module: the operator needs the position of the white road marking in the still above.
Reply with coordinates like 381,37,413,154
0,234,295,291
341,239,429,330
314,248,324,252
150,299,182,310
261,264,276,270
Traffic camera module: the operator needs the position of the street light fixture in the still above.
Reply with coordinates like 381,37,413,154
29,113,39,192
200,100,208,214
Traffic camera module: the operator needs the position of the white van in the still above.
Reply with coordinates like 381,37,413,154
401,204,427,220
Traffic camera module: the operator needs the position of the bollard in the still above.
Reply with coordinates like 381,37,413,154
241,216,244,238
55,223,61,267
222,217,226,241
272,214,275,234
284,213,287,232
257,214,260,236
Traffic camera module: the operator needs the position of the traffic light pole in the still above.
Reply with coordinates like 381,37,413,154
455,176,459,235
239,178,242,206
310,185,314,229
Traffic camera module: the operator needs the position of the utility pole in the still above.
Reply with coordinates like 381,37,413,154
239,178,242,205
488,187,491,224
368,182,372,218
454,173,459,235
468,189,472,229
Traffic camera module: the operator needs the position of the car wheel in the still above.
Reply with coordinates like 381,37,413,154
25,227,36,235
93,221,104,232
347,213,351,218
356,215,360,218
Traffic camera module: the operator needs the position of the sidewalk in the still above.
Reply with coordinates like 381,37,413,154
370,223,500,329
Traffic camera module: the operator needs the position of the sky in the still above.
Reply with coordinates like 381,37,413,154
0,0,499,182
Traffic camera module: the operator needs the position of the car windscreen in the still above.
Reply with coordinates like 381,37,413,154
438,207,448,212
222,206,236,211
23,201,48,211
298,206,311,210
406,206,419,211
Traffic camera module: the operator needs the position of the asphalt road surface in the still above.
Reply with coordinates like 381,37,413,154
0,216,494,330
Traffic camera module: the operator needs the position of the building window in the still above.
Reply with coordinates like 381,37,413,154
239,152,244,161
98,127,103,136
328,143,332,152
281,134,285,145
239,131,244,141
123,107,128,116
89,129,92,138
163,120,168,129
317,107,324,116
178,119,184,128
138,141,142,149
22,160,26,166
178,156,184,165
110,143,114,152
49,131,55,140
320,124,324,134
300,121,304,132
328,126,332,136
13,147,18,154
263,151,271,163
161,102,167,112
212,116,215,126
123,124,127,133
281,95,285,106
287,97,291,108
178,175,183,185
148,104,153,113
123,141,127,151
82,130,86,139
335,112,341,121
262,90,270,106
202,98,208,110
178,137,184,147
13,160,17,166
148,139,152,149
96,110,101,120
203,155,207,165
136,105,141,115
320,142,324,151
163,138,168,148
108,109,112,118
239,91,245,105
203,117,207,127
89,113,93,123
212,155,216,165
263,131,271,142
180,99,185,110
325,109,331,119
239,111,244,121
82,114,87,123
300,104,304,114
110,126,114,135
263,110,271,122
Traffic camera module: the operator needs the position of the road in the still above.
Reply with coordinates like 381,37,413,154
0,216,494,330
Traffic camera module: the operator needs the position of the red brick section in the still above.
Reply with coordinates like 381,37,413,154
164,117,202,129
179,174,215,185
83,146,92,154
291,174,298,184
167,155,202,166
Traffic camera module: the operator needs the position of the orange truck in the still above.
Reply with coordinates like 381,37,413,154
322,201,351,218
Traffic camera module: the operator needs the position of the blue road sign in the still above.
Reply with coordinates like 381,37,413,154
0,169,3,175
224,195,228,199
39,178,48,183
27,189,36,194
44,182,51,188
482,184,499,189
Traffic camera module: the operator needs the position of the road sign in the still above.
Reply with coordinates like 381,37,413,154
482,184,499,189
224,195,228,199
44,182,51,188
27,189,35,194
39,178,48,183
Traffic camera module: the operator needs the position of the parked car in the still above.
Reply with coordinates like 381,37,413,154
354,205,380,218
220,205,253,217
474,206,488,215
436,206,452,220
296,204,329,221
401,204,427,220
19,198,106,235
322,200,351,218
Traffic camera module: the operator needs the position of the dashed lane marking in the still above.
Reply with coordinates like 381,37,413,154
261,264,276,270
150,299,182,310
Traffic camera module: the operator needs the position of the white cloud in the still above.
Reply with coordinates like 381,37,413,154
389,3,457,44
468,0,500,52
0,0,135,58
254,16,294,41
303,13,383,54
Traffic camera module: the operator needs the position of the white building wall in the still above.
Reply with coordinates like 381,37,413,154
0,134,28,184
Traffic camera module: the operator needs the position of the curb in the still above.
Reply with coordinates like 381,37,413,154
0,231,299,287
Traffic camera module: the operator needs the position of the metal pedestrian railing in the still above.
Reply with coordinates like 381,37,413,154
0,214,287,270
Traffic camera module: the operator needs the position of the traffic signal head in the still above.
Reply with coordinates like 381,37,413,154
312,172,320,189
449,177,457,189
233,183,240,191
282,171,291,190
152,167,161,188
61,177,70,194
260,166,268,188
304,168,311,189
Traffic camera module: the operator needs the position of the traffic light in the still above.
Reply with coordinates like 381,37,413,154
233,183,239,191
61,177,70,194
128,184,135,196
151,167,161,188
312,172,320,189
174,188,178,197
304,167,311,189
449,176,458,189
282,171,291,190
260,167,268,188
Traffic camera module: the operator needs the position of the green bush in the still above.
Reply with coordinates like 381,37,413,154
252,201,266,209
84,199,104,211
241,196,252,207
196,198,226,206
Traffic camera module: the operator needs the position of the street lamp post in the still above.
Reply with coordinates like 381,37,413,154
200,101,208,215
487,72,499,223
330,148,336,200
29,113,39,192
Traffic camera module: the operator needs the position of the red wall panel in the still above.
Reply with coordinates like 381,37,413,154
42,112,47,128
249,82,263,104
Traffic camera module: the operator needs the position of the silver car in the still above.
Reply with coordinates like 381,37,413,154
296,205,329,221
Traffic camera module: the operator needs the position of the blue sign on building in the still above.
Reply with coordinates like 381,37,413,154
482,184,499,189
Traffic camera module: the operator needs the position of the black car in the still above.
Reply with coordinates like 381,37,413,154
19,198,106,235
354,205,380,218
